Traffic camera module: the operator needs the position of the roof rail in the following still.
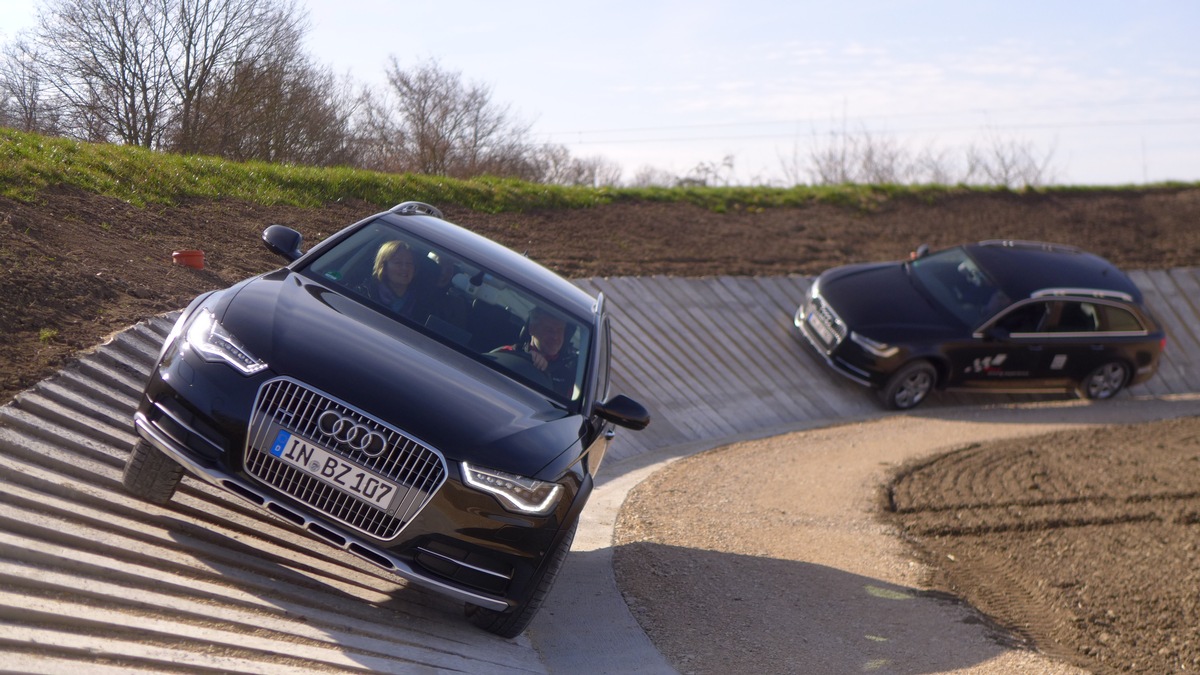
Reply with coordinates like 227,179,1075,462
1031,287,1134,302
979,240,1082,253
390,201,444,218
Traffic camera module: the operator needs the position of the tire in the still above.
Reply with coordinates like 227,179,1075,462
1077,360,1130,400
464,519,578,639
880,361,936,410
122,439,185,505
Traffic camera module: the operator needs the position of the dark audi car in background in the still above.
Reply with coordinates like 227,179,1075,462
795,240,1165,410
123,201,649,638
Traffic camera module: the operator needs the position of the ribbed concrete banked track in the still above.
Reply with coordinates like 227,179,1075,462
2,271,1199,673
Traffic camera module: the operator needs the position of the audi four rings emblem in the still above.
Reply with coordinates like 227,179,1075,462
317,410,387,457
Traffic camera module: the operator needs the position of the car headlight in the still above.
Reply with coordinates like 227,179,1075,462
461,462,562,516
808,277,821,299
850,331,899,358
184,309,268,375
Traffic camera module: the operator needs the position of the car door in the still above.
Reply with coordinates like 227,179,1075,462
1038,299,1136,385
951,300,1058,389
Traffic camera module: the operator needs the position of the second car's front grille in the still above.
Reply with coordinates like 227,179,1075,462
243,377,447,541
809,296,848,347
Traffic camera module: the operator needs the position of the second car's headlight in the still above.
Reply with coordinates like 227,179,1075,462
462,462,562,516
850,331,899,358
184,309,268,375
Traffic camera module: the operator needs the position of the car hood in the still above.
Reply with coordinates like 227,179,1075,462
212,270,584,479
818,262,961,338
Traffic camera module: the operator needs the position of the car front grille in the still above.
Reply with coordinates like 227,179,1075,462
244,377,447,541
809,296,848,348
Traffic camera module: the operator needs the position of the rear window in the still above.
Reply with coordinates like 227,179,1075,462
1097,304,1144,332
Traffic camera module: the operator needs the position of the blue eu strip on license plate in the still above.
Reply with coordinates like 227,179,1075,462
270,429,291,457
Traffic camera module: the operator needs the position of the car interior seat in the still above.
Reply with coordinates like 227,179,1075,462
1055,302,1098,332
466,301,525,353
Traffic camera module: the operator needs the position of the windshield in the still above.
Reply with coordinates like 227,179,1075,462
303,218,591,407
907,246,1011,327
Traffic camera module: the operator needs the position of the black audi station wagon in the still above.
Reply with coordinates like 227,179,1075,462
795,240,1165,410
123,201,649,638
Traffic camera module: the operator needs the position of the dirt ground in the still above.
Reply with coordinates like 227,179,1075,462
888,417,1200,673
612,408,1200,675
2,185,1200,672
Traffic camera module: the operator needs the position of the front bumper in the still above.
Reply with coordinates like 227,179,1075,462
793,303,874,388
135,410,511,611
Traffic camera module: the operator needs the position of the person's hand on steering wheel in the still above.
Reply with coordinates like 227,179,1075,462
529,348,549,371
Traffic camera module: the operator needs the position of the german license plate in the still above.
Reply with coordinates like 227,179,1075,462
269,429,399,510
807,310,836,344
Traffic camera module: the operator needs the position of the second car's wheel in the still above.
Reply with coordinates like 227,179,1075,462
464,519,578,639
122,439,185,505
1077,360,1130,400
880,361,936,410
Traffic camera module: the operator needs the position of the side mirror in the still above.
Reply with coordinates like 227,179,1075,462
262,225,304,262
910,243,930,260
982,326,1010,342
594,394,650,431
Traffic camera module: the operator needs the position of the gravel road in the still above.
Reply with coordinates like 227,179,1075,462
605,396,1200,674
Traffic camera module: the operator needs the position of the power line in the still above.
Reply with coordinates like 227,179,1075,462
539,116,1200,147
537,96,1200,138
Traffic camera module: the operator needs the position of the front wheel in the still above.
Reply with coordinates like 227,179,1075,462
465,519,578,638
880,361,936,410
123,439,185,505
1077,361,1130,400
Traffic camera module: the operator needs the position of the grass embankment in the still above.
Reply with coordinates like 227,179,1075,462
1,128,1193,213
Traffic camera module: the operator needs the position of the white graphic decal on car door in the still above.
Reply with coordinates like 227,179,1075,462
966,353,1008,374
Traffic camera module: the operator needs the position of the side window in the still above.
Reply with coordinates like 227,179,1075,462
1050,301,1100,332
1096,305,1144,332
994,302,1050,334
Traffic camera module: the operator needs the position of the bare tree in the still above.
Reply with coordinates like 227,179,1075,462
529,143,622,186
799,115,1057,188
909,143,958,185
27,0,325,156
628,165,680,187
777,138,808,186
36,0,172,147
159,0,307,153
964,129,1058,188
188,50,357,166
679,155,736,187
807,120,913,185
526,143,573,183
569,154,623,187
0,37,62,134
358,58,538,179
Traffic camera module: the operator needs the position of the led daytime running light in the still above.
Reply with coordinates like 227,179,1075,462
850,331,899,358
462,462,561,515
185,309,268,375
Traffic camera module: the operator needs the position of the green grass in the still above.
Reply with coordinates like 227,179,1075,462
1,128,1195,213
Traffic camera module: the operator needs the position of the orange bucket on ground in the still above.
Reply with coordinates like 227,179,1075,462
172,249,205,269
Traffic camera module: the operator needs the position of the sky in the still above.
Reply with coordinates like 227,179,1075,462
3,0,1198,186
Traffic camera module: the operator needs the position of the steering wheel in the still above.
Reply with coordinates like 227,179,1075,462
484,351,553,388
